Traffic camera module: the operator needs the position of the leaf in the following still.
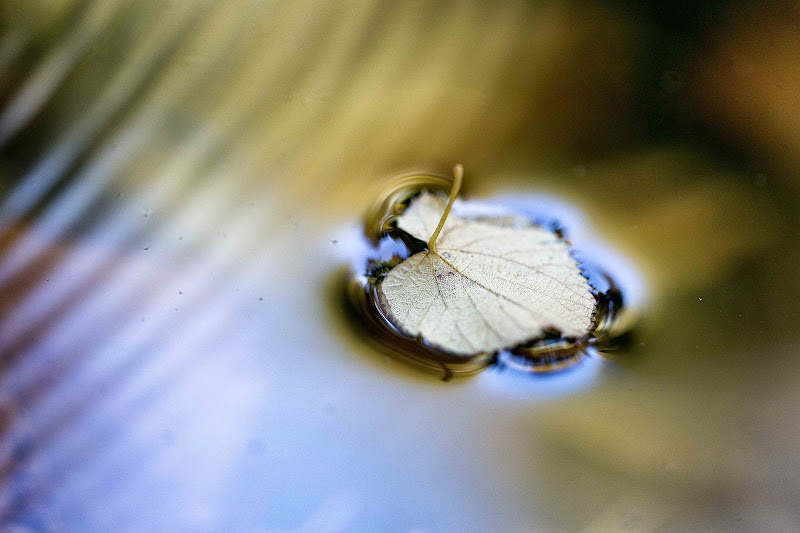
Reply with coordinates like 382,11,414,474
377,166,596,356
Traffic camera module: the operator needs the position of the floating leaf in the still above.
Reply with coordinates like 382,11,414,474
377,165,596,356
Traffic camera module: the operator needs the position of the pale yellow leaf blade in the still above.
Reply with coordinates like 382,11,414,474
379,199,595,356
395,191,461,243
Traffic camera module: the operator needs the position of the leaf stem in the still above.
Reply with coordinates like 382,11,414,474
428,164,463,253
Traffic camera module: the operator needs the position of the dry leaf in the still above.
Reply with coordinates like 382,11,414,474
377,167,595,356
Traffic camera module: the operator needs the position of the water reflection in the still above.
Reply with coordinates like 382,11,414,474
0,0,799,531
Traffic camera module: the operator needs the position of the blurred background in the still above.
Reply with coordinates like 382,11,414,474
0,0,798,531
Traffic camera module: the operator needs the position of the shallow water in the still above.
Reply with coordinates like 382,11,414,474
1,1,799,532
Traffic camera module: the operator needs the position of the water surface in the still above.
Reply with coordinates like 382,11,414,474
0,1,799,531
